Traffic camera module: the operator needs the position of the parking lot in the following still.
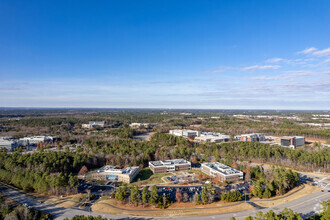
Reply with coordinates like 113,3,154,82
78,180,115,196
167,172,198,184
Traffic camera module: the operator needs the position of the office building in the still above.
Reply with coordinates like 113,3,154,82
195,132,230,143
201,162,243,182
169,129,200,138
129,123,158,128
0,137,17,151
149,159,191,174
19,136,54,146
237,133,265,142
88,165,139,183
82,121,105,129
281,136,305,148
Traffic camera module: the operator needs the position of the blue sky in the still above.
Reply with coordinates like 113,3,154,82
0,0,329,109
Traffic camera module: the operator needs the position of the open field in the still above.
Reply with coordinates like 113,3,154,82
92,199,254,217
251,184,321,207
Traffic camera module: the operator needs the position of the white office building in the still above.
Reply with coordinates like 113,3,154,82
82,121,105,129
19,136,53,146
201,162,243,182
195,132,230,143
169,129,200,137
0,137,18,151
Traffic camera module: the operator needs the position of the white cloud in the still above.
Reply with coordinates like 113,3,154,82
241,65,280,71
313,47,330,57
204,66,231,74
266,58,285,63
298,47,330,57
246,70,321,81
298,47,318,54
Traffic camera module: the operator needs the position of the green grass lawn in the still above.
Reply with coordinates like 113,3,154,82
132,168,171,185
132,168,203,185
187,169,203,175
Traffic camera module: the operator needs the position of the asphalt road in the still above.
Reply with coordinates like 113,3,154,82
1,182,329,220
173,191,330,220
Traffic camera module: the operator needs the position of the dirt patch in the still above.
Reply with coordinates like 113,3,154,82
44,195,80,208
92,199,254,217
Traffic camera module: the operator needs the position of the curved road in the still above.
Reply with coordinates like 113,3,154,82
1,182,329,220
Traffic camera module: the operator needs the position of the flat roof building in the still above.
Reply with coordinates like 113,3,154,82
195,132,230,143
129,123,158,128
82,121,105,129
281,136,305,149
19,136,53,146
149,159,191,174
201,162,243,182
169,129,200,138
236,133,265,142
88,165,139,183
0,137,17,151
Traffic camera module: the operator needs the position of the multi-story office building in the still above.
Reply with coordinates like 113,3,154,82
281,136,305,148
19,136,54,146
169,129,200,138
149,159,191,174
82,121,105,129
237,133,265,142
88,166,139,183
129,123,158,128
0,137,18,151
195,132,230,143
201,162,244,182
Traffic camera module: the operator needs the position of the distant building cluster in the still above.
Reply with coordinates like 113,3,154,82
169,129,230,143
82,121,105,129
149,159,191,174
0,136,54,151
301,123,330,128
168,129,306,149
88,165,139,183
201,162,244,182
233,114,301,121
129,123,158,128
169,129,268,143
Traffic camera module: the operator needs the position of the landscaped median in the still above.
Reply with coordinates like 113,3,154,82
91,199,254,217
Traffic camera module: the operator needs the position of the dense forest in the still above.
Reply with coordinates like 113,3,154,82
249,167,299,197
83,133,330,172
0,152,82,195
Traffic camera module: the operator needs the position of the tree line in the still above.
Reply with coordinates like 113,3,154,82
113,183,242,208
